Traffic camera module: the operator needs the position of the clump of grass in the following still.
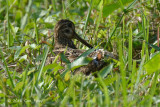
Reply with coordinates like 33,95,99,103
0,0,160,106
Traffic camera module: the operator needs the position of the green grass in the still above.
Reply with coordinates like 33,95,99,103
0,0,160,106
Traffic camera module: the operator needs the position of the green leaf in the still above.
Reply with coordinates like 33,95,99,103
19,55,27,62
104,75,117,86
14,45,30,60
15,10,22,21
146,42,160,51
144,52,160,74
103,0,134,17
64,72,71,81
71,57,92,70
99,63,113,78
20,0,32,30
57,79,65,92
9,22,19,35
0,93,5,97
14,47,22,60
43,63,60,72
37,45,49,82
14,81,24,92
53,65,64,74
60,52,70,64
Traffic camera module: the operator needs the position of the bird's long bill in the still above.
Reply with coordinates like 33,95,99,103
74,32,93,48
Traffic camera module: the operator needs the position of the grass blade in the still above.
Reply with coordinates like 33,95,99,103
0,48,14,88
119,29,127,106
20,0,32,30
37,45,49,82
97,74,110,106
6,0,12,47
128,24,132,71
82,0,92,40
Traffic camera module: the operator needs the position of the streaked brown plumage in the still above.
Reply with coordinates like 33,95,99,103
46,19,117,75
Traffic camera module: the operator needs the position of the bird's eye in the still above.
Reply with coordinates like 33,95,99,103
65,29,70,33
68,23,72,27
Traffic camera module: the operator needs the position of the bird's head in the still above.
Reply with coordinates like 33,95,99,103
54,19,93,49
54,19,75,39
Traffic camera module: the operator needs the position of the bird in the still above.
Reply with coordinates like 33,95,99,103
46,19,117,75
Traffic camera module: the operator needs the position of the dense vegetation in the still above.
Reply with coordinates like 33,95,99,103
0,0,160,106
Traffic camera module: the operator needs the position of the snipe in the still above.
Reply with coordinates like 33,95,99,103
46,19,117,75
